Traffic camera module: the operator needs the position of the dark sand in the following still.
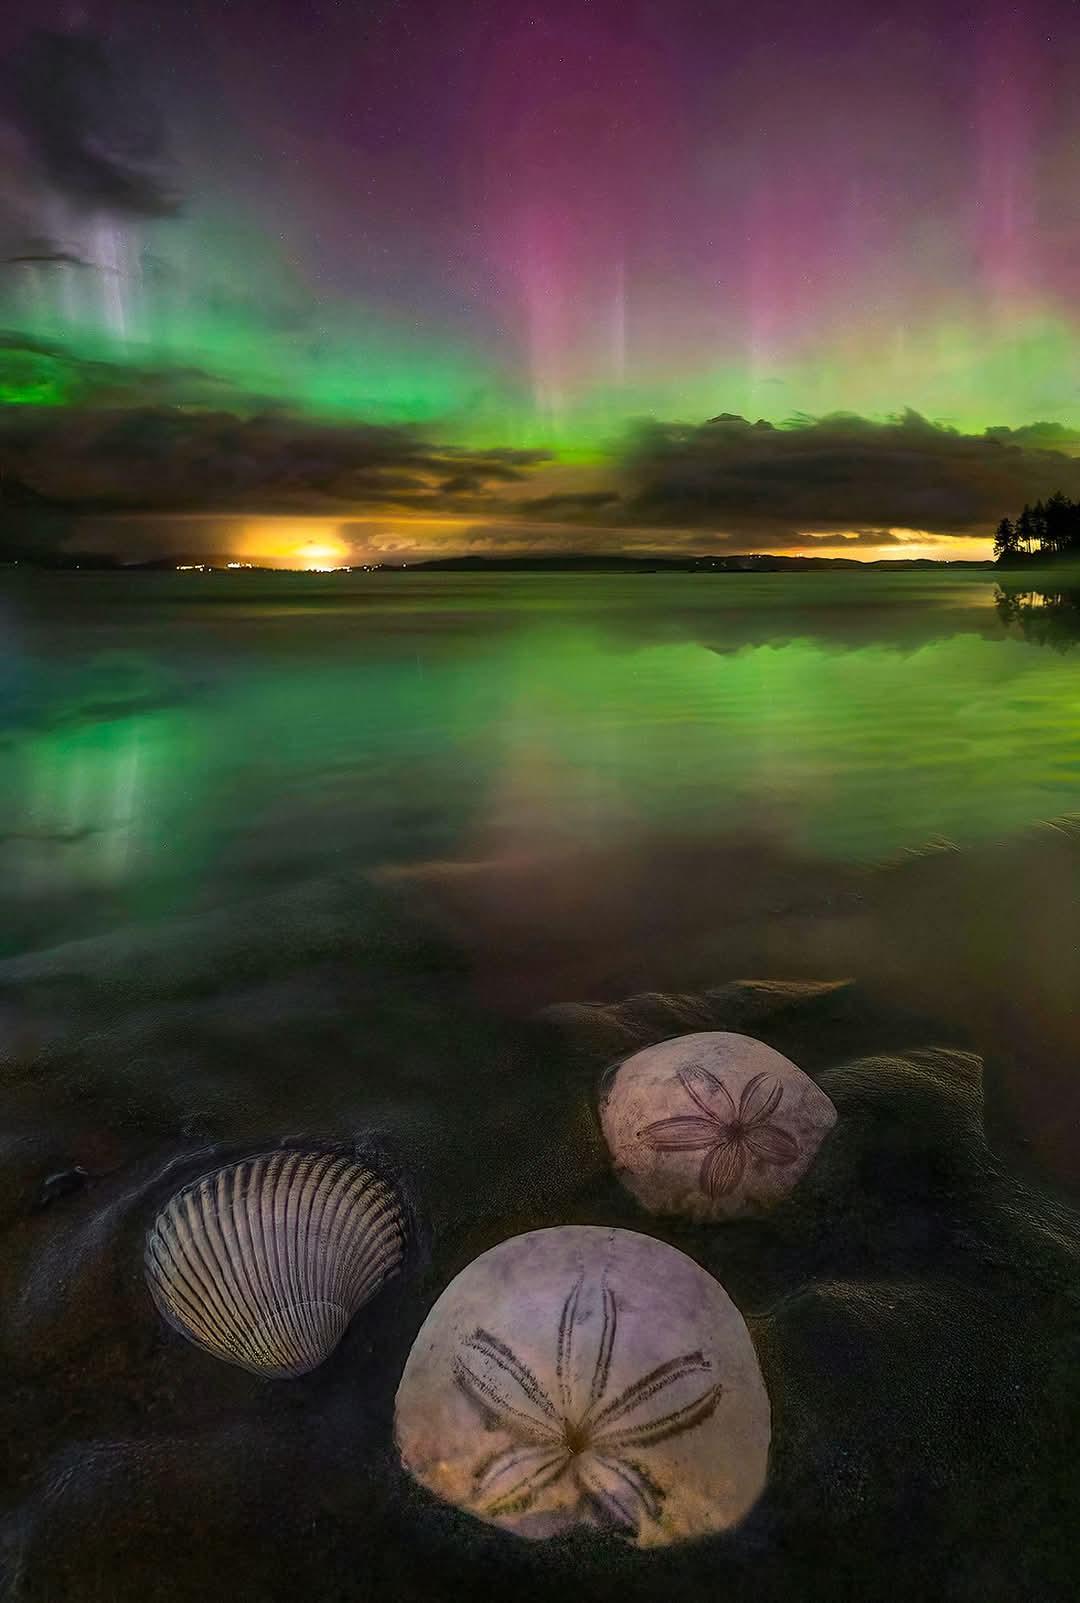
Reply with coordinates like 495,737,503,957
1,874,1079,1602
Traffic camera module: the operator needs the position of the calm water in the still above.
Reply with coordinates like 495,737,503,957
3,569,1080,952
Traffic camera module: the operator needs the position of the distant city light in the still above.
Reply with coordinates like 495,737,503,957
294,540,350,570
171,557,359,574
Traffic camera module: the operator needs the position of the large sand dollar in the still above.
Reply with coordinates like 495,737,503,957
600,1031,837,1220
394,1225,769,1546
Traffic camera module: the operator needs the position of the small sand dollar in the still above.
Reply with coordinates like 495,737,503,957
600,1031,837,1220
394,1225,769,1546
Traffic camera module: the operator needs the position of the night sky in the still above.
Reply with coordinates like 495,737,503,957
4,0,1080,562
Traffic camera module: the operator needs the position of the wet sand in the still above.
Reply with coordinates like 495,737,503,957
1,872,1079,1601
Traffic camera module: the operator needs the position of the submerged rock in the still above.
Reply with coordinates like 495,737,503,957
145,1149,406,1378
394,1224,770,1546
600,1031,836,1220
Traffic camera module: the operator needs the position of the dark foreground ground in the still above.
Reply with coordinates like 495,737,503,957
1,870,1078,1603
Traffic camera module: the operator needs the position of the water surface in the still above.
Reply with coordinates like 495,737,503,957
5,568,1080,969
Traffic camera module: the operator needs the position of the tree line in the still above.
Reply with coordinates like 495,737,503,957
994,492,1080,560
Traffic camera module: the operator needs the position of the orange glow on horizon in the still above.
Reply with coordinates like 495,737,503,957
222,515,993,567
294,541,350,569
235,520,352,568
784,530,993,562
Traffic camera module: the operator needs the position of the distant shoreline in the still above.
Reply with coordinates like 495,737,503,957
1,552,999,574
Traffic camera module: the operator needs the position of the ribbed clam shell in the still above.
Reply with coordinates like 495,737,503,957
145,1150,406,1378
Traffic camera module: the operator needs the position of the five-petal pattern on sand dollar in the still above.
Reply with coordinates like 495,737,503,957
639,1066,799,1199
452,1273,723,1535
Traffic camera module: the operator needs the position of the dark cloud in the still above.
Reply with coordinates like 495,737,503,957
419,522,916,561
519,489,622,516
0,397,550,520
2,28,182,217
785,529,909,548
605,410,1080,539
983,421,1080,452
6,340,1080,560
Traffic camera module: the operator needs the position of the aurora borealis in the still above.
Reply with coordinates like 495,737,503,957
5,0,1080,560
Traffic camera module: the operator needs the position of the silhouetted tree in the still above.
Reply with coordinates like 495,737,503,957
994,517,1018,561
1043,490,1080,555
1016,504,1036,555
996,495,1080,562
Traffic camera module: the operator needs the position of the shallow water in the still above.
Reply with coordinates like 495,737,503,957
4,569,1080,956
2,569,1080,1601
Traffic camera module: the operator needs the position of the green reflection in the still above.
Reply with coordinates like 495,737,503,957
6,574,1080,955
4,709,201,904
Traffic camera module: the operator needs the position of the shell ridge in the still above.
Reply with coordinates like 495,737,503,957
220,1163,268,1356
295,1155,334,1316
285,1153,314,1356
247,1154,287,1370
348,1214,402,1309
261,1153,311,1369
243,1156,281,1342
148,1206,218,1321
222,1165,267,1325
237,1155,311,1376
252,1154,284,1324
178,1182,246,1354
328,1169,379,1306
172,1190,228,1314
325,1160,367,1310
205,1168,260,1360
150,1259,231,1353
338,1191,400,1311
357,1189,405,1289
221,1160,281,1366
312,1158,353,1307
148,1230,239,1358
305,1156,363,1365
296,1155,328,1350
292,1153,335,1365
343,1181,397,1270
263,1297,314,1375
175,1188,250,1363
271,1151,306,1346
